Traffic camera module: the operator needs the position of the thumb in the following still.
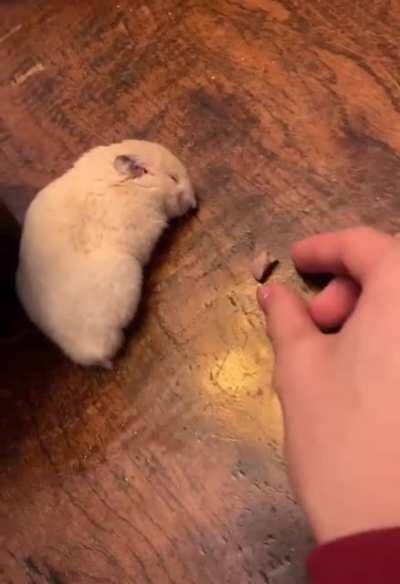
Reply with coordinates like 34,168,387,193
257,283,318,352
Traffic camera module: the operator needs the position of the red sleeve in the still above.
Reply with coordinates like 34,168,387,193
308,528,400,583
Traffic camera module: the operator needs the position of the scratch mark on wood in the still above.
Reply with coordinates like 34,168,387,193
14,63,45,85
0,24,22,45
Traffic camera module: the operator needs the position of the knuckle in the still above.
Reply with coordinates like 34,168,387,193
344,225,378,243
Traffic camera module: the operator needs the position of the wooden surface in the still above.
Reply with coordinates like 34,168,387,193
1,0,400,582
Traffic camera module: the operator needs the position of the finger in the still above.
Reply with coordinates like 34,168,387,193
257,283,319,352
292,227,393,284
310,276,360,330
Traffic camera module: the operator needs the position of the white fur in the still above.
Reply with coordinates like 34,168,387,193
17,140,196,367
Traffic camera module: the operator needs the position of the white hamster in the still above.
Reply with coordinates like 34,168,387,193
17,140,196,367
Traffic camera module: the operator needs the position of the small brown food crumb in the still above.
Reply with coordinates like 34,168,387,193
251,250,279,283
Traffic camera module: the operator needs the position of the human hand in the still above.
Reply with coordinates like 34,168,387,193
258,227,400,543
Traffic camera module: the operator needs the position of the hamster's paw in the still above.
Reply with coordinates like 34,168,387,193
100,359,114,371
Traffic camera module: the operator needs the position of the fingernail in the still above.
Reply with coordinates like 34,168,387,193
257,285,271,311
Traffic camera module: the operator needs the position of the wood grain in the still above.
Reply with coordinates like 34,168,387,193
1,0,400,582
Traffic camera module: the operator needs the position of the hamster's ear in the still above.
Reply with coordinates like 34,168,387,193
113,155,148,179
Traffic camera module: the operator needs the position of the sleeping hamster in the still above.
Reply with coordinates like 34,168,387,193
17,140,196,367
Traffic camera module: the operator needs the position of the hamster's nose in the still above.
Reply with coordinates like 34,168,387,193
185,182,196,209
186,190,197,212
179,189,197,216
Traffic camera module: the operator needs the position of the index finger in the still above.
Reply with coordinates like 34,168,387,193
292,227,394,284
